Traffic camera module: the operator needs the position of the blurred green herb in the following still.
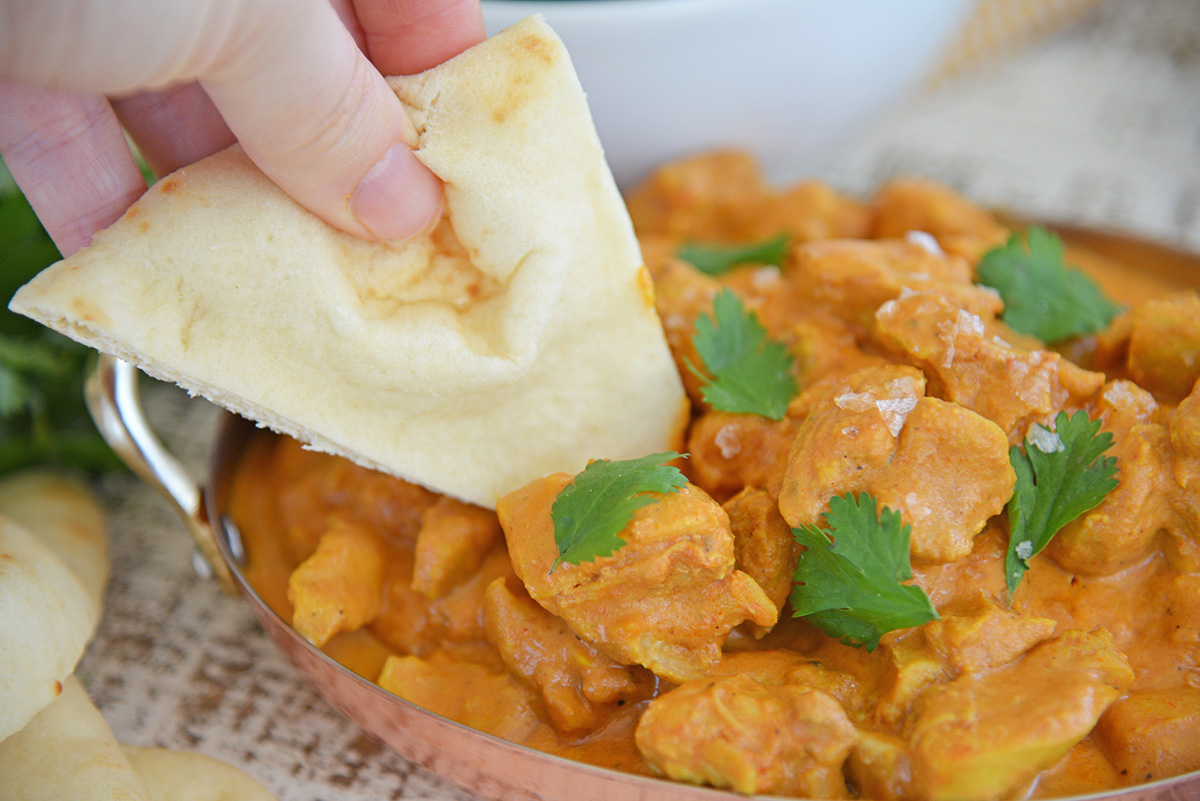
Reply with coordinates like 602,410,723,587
0,160,123,475
677,234,789,276
976,226,1121,343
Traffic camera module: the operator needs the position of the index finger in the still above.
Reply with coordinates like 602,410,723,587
352,0,486,75
0,82,145,256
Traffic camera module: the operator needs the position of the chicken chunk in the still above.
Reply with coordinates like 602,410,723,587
779,364,1016,563
869,177,1010,264
723,489,801,628
781,364,926,516
1047,381,1176,576
874,632,951,728
635,673,855,797
869,598,1058,729
369,547,514,656
483,577,654,735
1035,739,1126,799
412,496,503,599
786,312,893,392
377,650,542,742
650,258,721,405
706,649,865,712
848,730,915,801
287,519,388,647
1127,292,1200,402
275,440,437,561
870,601,1056,728
738,179,872,243
687,412,799,502
922,598,1056,675
626,150,773,241
907,629,1135,801
785,238,1001,334
498,475,777,683
874,290,1105,442
1169,378,1200,545
628,149,872,249
1095,688,1200,783
910,523,1010,611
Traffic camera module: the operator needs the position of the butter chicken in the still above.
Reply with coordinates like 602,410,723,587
228,152,1200,800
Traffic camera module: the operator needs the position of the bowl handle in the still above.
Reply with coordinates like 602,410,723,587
85,354,237,593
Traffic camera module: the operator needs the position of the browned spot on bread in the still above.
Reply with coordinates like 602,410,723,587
492,78,529,125
518,32,555,65
492,33,557,124
158,176,182,194
120,204,151,233
53,679,63,696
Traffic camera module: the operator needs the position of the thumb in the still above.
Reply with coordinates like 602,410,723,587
199,0,442,241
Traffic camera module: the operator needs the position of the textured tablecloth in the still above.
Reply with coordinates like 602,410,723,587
79,2,1200,799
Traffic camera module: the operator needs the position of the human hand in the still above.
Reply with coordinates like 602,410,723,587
0,0,486,257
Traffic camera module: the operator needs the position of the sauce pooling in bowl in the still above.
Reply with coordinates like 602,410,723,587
229,151,1200,800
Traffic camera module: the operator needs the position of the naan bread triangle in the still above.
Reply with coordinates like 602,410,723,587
0,675,280,800
11,16,686,508
0,677,150,800
0,471,109,743
121,746,278,801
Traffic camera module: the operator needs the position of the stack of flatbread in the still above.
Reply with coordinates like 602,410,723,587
0,471,277,800
9,15,686,509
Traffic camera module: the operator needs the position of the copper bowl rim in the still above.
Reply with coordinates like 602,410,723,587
86,356,1200,801
84,219,1200,801
203,416,1200,801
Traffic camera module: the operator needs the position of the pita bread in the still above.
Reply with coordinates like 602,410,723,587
10,15,686,508
0,676,278,801
0,676,148,800
0,471,109,742
121,746,277,801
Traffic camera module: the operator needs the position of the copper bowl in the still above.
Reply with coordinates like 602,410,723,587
84,224,1200,801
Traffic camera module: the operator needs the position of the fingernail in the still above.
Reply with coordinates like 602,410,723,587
351,143,443,241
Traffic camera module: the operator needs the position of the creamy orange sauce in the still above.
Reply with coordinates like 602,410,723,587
228,155,1200,799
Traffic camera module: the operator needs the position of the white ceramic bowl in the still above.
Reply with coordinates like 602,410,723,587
482,0,975,188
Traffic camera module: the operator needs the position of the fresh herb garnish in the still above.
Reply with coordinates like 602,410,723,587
1004,410,1118,593
687,289,796,420
790,492,939,652
976,225,1121,343
0,161,122,475
551,451,688,571
677,234,789,276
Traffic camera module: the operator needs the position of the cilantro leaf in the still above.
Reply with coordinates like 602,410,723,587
0,170,63,339
0,362,35,419
977,225,1121,343
551,452,688,570
1005,410,1118,593
677,235,789,276
687,289,796,420
790,493,939,651
0,160,123,475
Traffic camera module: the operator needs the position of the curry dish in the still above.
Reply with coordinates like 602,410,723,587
228,152,1200,800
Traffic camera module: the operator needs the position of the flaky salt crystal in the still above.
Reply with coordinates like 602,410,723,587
1028,425,1065,454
